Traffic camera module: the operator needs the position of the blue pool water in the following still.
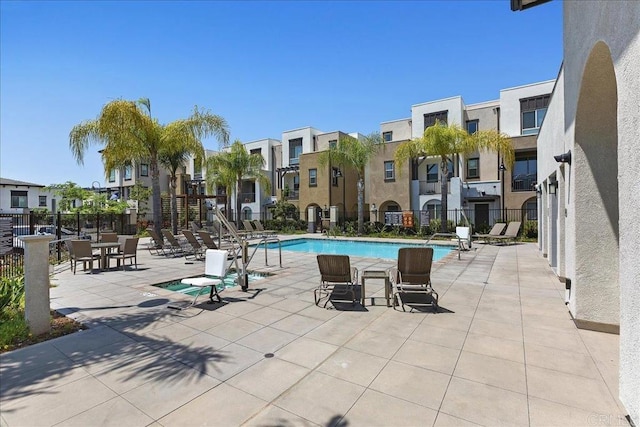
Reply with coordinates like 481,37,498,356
259,238,453,261
153,272,265,296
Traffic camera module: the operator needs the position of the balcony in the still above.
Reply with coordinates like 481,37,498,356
511,175,536,192
418,181,451,195
289,157,300,166
285,190,299,200
241,193,256,203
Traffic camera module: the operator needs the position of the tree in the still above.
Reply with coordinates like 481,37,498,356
205,153,236,222
158,121,206,233
129,182,152,216
45,181,89,212
394,120,515,232
205,140,271,227
69,98,229,236
318,132,384,235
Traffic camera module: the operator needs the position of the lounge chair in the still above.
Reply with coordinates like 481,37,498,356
68,239,100,274
161,229,189,257
252,220,277,238
198,230,242,259
225,222,251,240
472,223,506,243
146,228,168,255
491,221,521,245
179,249,229,308
182,230,205,261
389,247,438,312
315,255,358,308
242,220,258,238
107,237,139,270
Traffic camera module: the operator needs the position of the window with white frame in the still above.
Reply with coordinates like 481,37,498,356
124,165,132,180
384,161,395,181
309,169,317,187
140,163,149,177
466,158,479,178
383,131,392,142
11,191,28,208
521,95,550,135
39,195,47,207
289,138,303,164
109,169,116,182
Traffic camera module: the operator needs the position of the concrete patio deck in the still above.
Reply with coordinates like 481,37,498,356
0,236,626,426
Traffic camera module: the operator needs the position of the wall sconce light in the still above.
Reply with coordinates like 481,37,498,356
549,181,558,195
332,168,343,178
535,184,542,195
324,204,328,212
554,150,571,165
371,203,377,213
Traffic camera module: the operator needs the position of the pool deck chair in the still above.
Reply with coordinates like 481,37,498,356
315,255,358,308
161,229,189,257
175,249,229,309
242,220,258,239
182,230,205,261
472,223,506,243
491,221,521,245
389,247,438,312
253,220,277,238
147,228,168,255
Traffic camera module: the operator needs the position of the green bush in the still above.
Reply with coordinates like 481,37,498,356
523,220,538,239
0,307,30,349
0,274,25,311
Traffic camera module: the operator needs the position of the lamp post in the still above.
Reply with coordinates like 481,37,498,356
499,162,506,221
371,203,378,223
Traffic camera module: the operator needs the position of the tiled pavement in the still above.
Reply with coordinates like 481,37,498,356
0,236,626,426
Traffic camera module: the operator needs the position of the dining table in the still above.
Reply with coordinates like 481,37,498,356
91,242,121,270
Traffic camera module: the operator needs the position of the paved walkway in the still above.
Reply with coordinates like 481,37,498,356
0,236,626,426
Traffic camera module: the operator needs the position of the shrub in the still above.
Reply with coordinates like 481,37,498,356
0,274,25,311
523,220,538,239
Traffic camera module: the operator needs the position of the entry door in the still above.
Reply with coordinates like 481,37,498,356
475,204,489,229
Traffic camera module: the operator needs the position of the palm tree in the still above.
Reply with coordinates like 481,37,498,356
205,140,271,227
69,98,229,236
158,121,206,234
394,120,514,232
205,151,236,222
318,132,384,235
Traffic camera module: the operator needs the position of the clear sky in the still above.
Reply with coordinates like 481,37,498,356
0,0,562,188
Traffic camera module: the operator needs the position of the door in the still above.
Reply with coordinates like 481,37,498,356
475,203,489,229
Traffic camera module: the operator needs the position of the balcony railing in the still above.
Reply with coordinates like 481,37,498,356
240,193,256,203
289,157,300,165
286,190,299,200
512,176,536,192
418,181,450,195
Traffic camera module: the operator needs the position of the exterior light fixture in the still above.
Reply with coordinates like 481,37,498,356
549,181,558,195
554,150,571,165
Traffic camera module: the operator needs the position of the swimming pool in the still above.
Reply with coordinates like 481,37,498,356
259,238,453,261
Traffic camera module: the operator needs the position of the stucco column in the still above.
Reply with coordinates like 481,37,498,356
329,206,338,229
19,235,53,335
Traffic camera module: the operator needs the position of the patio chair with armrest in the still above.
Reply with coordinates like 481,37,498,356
315,255,358,308
389,247,438,312
69,239,100,274
107,237,139,270
472,223,506,243
491,221,521,245
177,249,229,308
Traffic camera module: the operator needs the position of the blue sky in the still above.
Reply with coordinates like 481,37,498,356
0,0,562,187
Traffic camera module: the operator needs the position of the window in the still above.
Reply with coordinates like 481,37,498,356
309,169,317,187
39,195,47,207
466,158,479,178
383,131,392,142
250,148,262,156
426,201,442,221
423,110,448,130
521,95,550,135
525,199,537,220
11,191,28,208
289,138,303,164
140,163,149,177
512,151,537,191
124,165,132,180
466,120,479,134
427,164,439,182
446,159,454,179
193,162,202,179
384,161,395,181
332,168,340,187
109,169,116,182
328,139,337,149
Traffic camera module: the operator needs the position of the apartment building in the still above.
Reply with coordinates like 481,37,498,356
368,80,554,229
0,178,57,214
103,161,170,215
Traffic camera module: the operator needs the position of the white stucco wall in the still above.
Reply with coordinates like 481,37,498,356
560,1,639,422
380,118,412,142
281,127,323,166
0,183,57,214
411,96,464,138
499,80,555,137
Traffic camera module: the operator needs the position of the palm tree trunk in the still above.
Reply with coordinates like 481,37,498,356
357,177,364,235
150,155,163,236
440,157,448,232
170,176,178,234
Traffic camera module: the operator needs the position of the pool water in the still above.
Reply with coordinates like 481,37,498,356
153,272,265,296
258,238,453,261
